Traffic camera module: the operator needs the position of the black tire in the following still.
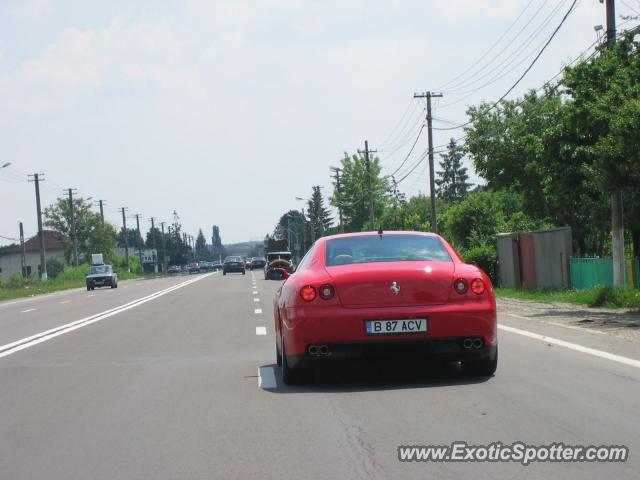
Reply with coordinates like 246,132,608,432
242,270,246,275
223,271,226,276
276,337,282,367
91,286,95,291
281,343,304,385
86,285,91,291
463,349,498,377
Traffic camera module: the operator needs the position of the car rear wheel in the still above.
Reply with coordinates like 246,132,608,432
281,343,304,385
463,349,497,377
276,337,282,367
223,271,226,276
86,285,90,291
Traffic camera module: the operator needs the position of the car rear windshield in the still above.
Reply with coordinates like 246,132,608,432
325,234,451,266
225,257,242,262
89,265,111,274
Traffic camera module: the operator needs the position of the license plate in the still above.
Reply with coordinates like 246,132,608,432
365,318,427,335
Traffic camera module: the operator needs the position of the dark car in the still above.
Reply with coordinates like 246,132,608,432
250,257,267,270
168,265,181,274
188,262,201,274
211,262,223,271
223,256,245,275
86,264,118,290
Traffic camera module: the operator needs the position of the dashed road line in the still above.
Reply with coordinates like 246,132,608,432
254,308,263,314
59,300,70,304
20,308,36,313
258,366,277,389
256,326,267,335
254,298,260,302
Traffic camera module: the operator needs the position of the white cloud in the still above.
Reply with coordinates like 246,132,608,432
14,17,203,95
11,0,52,19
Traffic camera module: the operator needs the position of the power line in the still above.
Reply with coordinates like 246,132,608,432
436,0,538,92
434,0,580,132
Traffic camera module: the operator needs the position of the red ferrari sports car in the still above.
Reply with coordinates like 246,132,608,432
273,231,497,384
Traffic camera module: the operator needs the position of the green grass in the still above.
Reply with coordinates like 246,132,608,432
0,265,157,302
495,285,640,310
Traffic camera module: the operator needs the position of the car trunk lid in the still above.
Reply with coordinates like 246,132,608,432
325,261,454,308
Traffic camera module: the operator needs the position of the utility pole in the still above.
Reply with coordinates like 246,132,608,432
149,217,158,273
96,200,106,225
414,91,443,233
330,166,345,233
19,222,26,277
28,173,47,281
66,188,79,267
160,221,167,273
135,214,143,273
358,141,377,229
119,207,130,272
301,208,307,252
603,0,624,286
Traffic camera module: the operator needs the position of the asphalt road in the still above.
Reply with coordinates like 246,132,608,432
1,270,639,479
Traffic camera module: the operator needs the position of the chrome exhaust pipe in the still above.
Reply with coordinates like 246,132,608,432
472,338,484,349
318,345,330,356
308,345,320,356
462,338,473,350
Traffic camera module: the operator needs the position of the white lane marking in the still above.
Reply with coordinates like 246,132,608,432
256,326,267,335
258,366,277,389
254,298,260,302
0,273,215,359
135,283,141,286
86,294,95,298
254,308,263,314
59,300,70,304
498,324,640,369
508,313,609,336
20,308,36,313
253,291,258,295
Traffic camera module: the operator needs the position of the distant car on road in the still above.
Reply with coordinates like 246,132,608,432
188,262,201,274
223,256,245,275
264,251,294,280
273,231,497,384
168,265,181,274
86,264,118,290
250,257,267,270
211,262,223,271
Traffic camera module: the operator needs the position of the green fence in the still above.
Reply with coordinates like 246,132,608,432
570,257,639,289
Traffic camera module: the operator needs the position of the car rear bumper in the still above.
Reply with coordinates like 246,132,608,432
224,266,244,273
287,339,497,369
281,302,497,358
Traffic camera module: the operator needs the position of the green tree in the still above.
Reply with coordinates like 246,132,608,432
44,196,117,262
465,88,610,255
331,152,390,231
195,229,210,260
436,139,471,203
307,186,333,239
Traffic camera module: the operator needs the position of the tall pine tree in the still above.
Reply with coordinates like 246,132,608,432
435,139,471,203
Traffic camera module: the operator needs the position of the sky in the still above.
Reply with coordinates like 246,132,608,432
1,0,639,245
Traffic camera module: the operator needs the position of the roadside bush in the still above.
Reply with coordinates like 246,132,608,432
46,258,65,279
589,285,640,308
463,244,498,285
54,265,89,283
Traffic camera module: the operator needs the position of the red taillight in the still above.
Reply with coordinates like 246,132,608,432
300,285,316,301
319,284,335,300
454,278,469,294
470,278,485,295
